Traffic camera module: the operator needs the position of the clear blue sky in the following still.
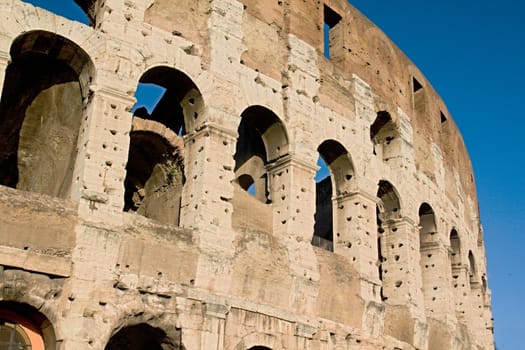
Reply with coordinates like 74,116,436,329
23,1,524,349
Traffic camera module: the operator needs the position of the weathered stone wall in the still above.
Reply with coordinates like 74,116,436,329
0,0,493,349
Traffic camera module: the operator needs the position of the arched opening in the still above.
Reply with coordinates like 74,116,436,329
370,111,400,161
233,106,288,202
249,347,272,350
0,301,56,350
418,203,442,313
313,140,355,252
468,250,478,287
23,0,92,25
0,31,94,199
231,106,288,231
450,229,461,267
419,203,437,246
124,67,202,223
376,180,401,301
105,323,183,350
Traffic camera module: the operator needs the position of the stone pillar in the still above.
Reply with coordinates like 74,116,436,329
75,85,136,221
420,241,456,323
452,265,470,322
266,154,317,241
200,303,228,350
180,122,237,232
333,191,380,300
381,217,428,348
266,154,320,314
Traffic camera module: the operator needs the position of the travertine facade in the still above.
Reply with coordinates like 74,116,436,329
0,0,494,349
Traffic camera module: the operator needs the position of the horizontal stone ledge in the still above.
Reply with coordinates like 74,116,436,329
0,245,71,277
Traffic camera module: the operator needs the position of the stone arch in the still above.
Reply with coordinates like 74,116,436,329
0,30,94,199
376,180,402,301
231,106,288,232
419,203,437,246
0,301,56,350
133,65,205,135
233,331,281,350
449,229,461,268
233,105,288,203
123,118,185,225
73,0,98,25
105,323,184,350
468,250,478,287
370,111,401,161
313,140,356,251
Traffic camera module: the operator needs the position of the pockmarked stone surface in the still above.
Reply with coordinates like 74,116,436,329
0,0,494,349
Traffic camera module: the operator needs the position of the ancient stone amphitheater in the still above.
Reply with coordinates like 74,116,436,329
0,0,494,349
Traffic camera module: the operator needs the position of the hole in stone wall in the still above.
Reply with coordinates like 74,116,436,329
440,111,448,124
105,323,184,350
323,5,343,59
370,111,400,160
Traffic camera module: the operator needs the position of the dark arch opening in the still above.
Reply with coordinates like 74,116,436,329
249,347,272,350
233,105,288,203
0,301,56,350
105,323,183,350
370,111,400,160
124,128,184,225
450,229,461,266
376,180,401,301
133,66,203,135
313,140,355,252
468,250,478,287
125,67,202,221
418,203,437,247
0,30,94,199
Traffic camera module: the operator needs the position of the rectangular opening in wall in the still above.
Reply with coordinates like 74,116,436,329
440,111,448,124
412,76,425,114
323,4,343,59
413,77,423,93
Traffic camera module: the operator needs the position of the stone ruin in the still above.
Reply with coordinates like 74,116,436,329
0,0,494,349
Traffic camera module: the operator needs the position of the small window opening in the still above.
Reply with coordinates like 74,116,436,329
413,77,423,93
323,5,343,59
440,111,448,124
237,174,256,195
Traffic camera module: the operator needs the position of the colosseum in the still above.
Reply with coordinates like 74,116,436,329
0,0,494,349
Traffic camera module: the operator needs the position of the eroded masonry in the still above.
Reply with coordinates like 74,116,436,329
0,0,494,349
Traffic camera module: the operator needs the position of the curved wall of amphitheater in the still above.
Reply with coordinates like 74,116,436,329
0,0,494,349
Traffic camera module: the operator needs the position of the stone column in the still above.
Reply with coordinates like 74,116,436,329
381,217,428,349
75,85,136,222
266,154,317,241
420,241,456,323
266,154,320,314
451,264,470,322
200,303,228,350
180,122,237,232
333,191,380,300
